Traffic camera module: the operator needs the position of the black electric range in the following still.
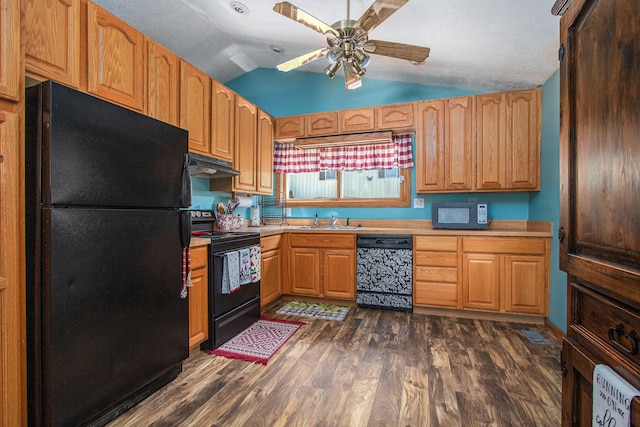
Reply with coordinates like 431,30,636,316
189,210,261,349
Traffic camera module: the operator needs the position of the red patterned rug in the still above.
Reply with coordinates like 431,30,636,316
208,317,305,365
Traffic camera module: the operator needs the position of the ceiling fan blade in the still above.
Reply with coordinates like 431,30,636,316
273,2,338,37
354,0,409,33
277,47,329,72
342,60,362,90
364,40,430,63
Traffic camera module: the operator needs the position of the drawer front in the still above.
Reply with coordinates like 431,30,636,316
415,251,458,267
571,282,640,369
261,234,282,252
414,282,457,307
414,236,458,251
415,266,457,283
462,237,546,254
289,233,355,249
190,246,208,269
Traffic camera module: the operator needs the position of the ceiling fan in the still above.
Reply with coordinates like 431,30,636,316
273,0,430,90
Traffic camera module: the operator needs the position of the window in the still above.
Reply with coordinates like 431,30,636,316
275,134,413,207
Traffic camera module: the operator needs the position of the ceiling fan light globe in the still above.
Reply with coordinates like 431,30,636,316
327,50,338,64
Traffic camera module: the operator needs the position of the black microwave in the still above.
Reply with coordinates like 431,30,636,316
431,202,489,229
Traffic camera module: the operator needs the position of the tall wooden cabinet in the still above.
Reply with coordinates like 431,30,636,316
180,61,211,154
211,80,235,163
147,40,179,126
558,0,640,425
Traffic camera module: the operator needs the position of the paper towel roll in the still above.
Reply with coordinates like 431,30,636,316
235,196,253,208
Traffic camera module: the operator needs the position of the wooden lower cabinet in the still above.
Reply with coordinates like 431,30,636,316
188,246,208,348
414,236,459,308
288,234,355,299
458,236,548,315
261,235,282,307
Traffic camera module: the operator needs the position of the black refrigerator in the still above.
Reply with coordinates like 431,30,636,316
25,81,192,426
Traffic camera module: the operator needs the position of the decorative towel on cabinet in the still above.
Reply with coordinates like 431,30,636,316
222,251,240,294
239,248,251,285
250,245,261,283
593,364,640,426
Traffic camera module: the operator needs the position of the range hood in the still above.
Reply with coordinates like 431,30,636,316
188,152,240,179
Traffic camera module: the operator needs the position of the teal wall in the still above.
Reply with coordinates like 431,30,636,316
530,70,566,332
192,67,566,331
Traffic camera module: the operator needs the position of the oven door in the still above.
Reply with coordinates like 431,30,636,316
210,245,261,317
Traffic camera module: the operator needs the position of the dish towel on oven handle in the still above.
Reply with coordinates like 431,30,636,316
250,245,261,283
239,248,251,285
593,364,640,426
222,250,240,294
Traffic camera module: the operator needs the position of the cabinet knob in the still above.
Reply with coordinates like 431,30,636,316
558,226,565,243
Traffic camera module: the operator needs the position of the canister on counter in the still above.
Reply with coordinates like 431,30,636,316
250,204,260,226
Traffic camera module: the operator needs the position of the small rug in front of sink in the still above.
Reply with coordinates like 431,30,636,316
276,301,350,321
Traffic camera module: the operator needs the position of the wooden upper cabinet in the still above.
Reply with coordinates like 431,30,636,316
180,61,211,154
306,112,338,136
339,107,375,133
416,97,473,192
416,99,445,192
211,80,235,163
147,40,179,126
376,103,414,130
25,0,81,89
0,0,19,101
87,2,146,111
233,95,258,193
274,115,304,140
445,96,474,190
257,109,275,195
476,92,507,190
506,88,540,190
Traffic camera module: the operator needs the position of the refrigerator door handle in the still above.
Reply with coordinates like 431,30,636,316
181,153,192,208
179,210,191,249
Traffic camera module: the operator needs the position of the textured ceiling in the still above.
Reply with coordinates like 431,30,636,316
93,0,561,91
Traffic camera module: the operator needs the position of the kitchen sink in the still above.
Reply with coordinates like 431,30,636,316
296,225,361,230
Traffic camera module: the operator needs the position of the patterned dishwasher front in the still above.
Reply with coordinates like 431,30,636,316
356,235,413,311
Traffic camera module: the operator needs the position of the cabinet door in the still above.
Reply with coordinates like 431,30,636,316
462,253,499,311
0,0,18,101
306,112,338,136
188,247,208,348
289,247,321,295
339,108,375,133
257,109,275,195
506,88,540,190
323,249,355,299
87,3,145,111
211,80,235,162
445,96,474,190
476,92,506,190
24,0,80,88
180,61,211,154
415,99,446,191
261,249,282,308
504,254,546,315
0,111,21,425
233,95,258,192
274,115,305,140
147,40,179,126
376,103,414,130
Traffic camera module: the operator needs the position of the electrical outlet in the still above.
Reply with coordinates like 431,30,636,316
414,198,424,208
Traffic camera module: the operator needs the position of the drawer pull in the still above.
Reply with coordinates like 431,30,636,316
608,323,639,355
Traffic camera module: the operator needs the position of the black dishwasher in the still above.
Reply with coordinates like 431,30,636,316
356,234,413,312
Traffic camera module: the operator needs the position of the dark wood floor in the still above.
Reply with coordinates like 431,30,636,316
108,302,562,427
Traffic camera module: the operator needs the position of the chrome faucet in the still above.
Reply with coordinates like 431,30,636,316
331,215,338,226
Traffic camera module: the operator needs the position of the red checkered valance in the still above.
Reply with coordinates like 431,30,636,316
273,134,413,174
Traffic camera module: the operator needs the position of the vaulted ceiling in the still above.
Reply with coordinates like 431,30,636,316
93,0,560,91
